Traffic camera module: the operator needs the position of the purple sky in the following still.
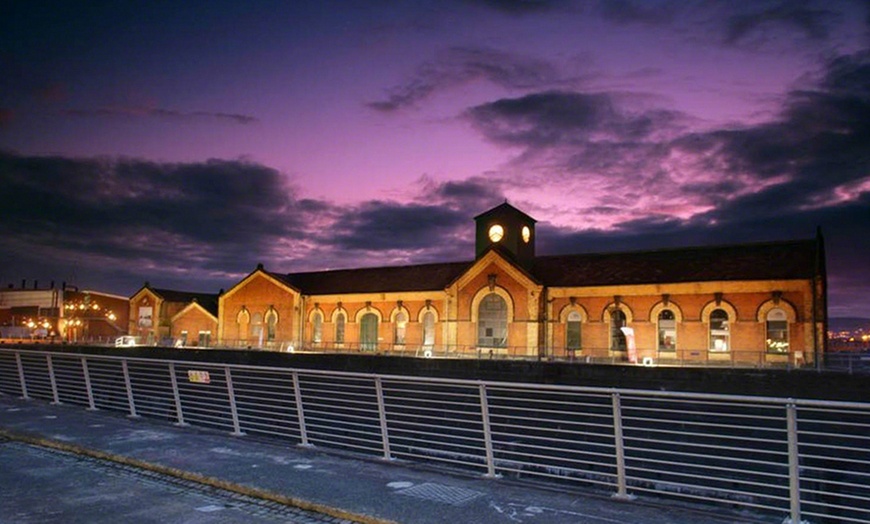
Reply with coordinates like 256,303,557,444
1,1,868,317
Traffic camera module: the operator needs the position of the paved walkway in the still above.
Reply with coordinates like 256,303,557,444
0,394,775,524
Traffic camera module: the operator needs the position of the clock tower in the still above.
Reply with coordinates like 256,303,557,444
474,202,536,268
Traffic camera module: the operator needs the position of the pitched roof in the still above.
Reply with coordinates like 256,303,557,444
151,288,219,315
532,239,819,287
270,239,819,296
278,262,471,295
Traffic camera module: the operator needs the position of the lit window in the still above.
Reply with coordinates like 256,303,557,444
394,311,407,345
610,309,627,350
766,308,789,353
422,311,435,348
710,309,729,352
521,225,531,243
312,311,323,343
658,310,676,351
266,309,278,341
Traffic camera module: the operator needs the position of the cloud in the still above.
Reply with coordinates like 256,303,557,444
465,90,684,147
461,0,565,15
723,1,839,45
66,106,258,125
368,47,560,112
0,153,306,290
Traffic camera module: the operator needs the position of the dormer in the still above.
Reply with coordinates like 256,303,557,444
474,202,537,268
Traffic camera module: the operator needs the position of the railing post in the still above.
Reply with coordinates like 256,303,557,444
81,356,96,411
786,401,802,524
478,383,498,478
46,354,60,405
15,352,29,400
224,366,244,436
375,377,392,460
611,391,632,500
292,371,312,447
168,362,187,426
121,360,139,418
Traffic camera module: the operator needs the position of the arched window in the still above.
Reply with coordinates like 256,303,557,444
335,312,346,344
251,312,264,345
394,311,407,345
360,313,378,351
312,311,323,344
658,309,676,351
265,308,278,341
236,308,250,341
566,311,581,351
422,311,435,348
766,308,789,353
478,293,507,348
610,309,627,350
710,309,729,351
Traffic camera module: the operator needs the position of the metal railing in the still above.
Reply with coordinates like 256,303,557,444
0,347,868,523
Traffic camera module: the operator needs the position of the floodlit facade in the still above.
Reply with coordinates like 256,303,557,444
213,203,827,367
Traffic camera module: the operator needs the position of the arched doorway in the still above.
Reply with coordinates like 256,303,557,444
478,293,507,348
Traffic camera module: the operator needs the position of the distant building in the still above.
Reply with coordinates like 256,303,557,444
128,284,218,346
215,203,827,367
0,281,127,342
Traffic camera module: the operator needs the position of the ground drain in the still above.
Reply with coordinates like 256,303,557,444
395,482,483,506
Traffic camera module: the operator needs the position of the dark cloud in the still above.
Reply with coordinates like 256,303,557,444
0,153,306,293
724,1,838,45
462,0,565,15
66,106,258,125
368,47,559,112
465,90,684,147
596,0,675,26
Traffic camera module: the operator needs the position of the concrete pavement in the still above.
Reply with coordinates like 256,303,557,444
0,393,777,524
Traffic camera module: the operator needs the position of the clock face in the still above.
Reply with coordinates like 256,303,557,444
522,225,531,243
488,224,504,242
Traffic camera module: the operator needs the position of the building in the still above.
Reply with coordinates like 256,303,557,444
0,281,128,342
216,203,827,366
128,284,219,346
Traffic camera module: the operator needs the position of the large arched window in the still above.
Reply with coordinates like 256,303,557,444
566,311,582,351
658,309,676,351
478,293,507,348
422,311,435,348
312,311,323,344
394,311,407,345
265,308,278,341
335,312,346,345
360,313,378,351
766,308,789,353
710,309,730,351
610,309,627,350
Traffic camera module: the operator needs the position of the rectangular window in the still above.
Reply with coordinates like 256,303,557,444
198,331,211,347
766,320,788,353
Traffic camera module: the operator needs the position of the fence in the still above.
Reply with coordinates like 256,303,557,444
0,347,868,524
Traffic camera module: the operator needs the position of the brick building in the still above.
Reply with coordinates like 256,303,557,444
217,203,827,366
129,284,218,346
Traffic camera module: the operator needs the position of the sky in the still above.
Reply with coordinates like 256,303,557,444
1,0,868,318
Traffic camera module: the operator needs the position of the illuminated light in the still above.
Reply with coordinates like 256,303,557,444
488,224,504,242
522,225,531,243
